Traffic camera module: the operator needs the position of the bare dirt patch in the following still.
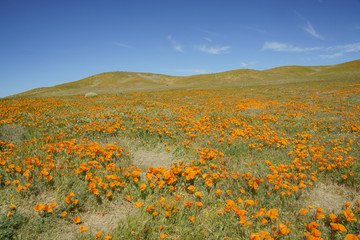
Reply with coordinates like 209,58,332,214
0,124,27,144
133,149,174,170
81,200,133,234
37,200,134,240
300,182,360,213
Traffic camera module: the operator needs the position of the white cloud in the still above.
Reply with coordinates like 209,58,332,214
168,35,183,52
239,62,256,68
114,42,131,48
240,62,249,68
321,42,360,58
303,21,324,39
320,52,343,59
197,45,230,54
204,37,212,42
262,41,321,52
336,42,360,53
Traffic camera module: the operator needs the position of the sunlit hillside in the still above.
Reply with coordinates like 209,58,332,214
7,59,360,98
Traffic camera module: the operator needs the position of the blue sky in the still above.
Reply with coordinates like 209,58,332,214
1,0,359,97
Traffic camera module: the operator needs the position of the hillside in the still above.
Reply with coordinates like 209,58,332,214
7,59,360,98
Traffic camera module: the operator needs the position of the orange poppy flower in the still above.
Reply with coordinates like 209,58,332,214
44,205,53,213
250,233,260,240
315,213,325,220
134,202,143,208
278,222,291,235
245,199,254,206
329,213,338,222
80,225,88,233
316,207,323,213
140,183,146,191
74,216,81,224
95,231,102,239
330,223,347,232
343,209,357,222
299,208,307,215
187,185,195,192
189,216,195,222
266,209,278,220
61,211,67,217
34,203,45,211
344,234,359,240
306,222,319,230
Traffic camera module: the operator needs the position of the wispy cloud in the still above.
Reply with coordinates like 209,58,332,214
262,41,321,52
239,62,256,68
167,35,183,52
320,52,343,59
114,42,131,48
321,42,360,58
196,45,230,54
303,21,323,39
295,11,324,40
240,62,249,68
203,37,212,42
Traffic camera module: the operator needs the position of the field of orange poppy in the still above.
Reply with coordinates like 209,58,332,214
0,80,359,239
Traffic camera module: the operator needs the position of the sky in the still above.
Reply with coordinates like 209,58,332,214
0,0,360,97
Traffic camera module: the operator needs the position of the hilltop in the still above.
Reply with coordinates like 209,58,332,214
7,59,360,98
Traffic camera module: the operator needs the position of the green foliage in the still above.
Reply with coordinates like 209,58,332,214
0,212,26,240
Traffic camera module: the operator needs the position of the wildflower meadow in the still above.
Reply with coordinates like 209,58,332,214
0,81,359,239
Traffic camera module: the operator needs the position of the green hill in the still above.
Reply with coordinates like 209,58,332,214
7,59,360,98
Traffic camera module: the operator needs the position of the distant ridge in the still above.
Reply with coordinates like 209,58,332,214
7,59,360,98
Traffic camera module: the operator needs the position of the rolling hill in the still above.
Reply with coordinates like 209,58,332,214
7,59,360,98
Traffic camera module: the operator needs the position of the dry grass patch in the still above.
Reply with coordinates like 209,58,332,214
300,182,360,214
81,200,133,234
132,148,174,170
0,124,27,144
37,200,134,240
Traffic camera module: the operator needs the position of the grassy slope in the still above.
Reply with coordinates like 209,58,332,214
6,59,360,98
